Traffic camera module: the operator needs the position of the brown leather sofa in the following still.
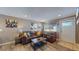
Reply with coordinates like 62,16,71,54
43,32,57,43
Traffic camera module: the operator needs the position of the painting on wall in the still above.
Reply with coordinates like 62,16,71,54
5,19,17,28
30,22,42,31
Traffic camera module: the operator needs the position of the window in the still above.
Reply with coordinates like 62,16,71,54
44,24,57,32
62,22,72,27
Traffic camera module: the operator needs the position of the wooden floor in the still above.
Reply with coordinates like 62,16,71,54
0,41,74,51
58,40,79,51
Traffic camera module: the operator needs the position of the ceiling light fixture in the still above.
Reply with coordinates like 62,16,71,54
0,29,2,32
58,14,61,17
24,15,27,17
39,19,47,23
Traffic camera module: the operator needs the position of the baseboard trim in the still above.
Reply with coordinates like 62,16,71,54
0,41,15,46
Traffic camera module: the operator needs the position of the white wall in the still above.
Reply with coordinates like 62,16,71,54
59,17,76,43
0,19,33,44
0,15,42,44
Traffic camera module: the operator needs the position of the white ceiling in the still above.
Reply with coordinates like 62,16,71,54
0,7,77,22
